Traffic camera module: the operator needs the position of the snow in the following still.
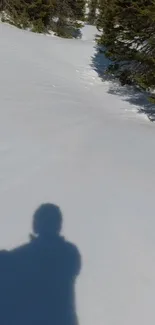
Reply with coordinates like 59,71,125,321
0,22,155,325
81,24,99,41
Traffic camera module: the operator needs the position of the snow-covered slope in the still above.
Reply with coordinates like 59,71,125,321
0,22,155,325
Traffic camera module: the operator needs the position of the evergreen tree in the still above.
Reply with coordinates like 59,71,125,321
0,0,86,36
52,0,74,37
74,0,86,20
88,0,98,24
0,0,4,11
97,0,155,91
1,0,55,31
28,0,55,32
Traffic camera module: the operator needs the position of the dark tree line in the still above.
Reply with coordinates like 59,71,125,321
96,0,155,95
0,0,86,36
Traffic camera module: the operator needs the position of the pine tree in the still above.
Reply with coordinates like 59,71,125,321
1,0,55,31
88,0,98,24
0,0,4,11
51,0,73,37
1,0,87,37
97,0,155,91
28,0,55,32
74,0,86,20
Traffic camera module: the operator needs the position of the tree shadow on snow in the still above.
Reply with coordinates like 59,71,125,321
91,46,155,121
0,203,81,325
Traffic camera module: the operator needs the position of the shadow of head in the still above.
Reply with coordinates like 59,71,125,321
33,203,63,238
0,203,81,325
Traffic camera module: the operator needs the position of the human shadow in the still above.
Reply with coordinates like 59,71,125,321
91,46,155,121
0,203,81,325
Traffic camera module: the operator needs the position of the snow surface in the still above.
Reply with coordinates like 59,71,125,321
0,22,155,325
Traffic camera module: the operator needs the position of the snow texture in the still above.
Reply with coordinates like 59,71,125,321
0,22,155,325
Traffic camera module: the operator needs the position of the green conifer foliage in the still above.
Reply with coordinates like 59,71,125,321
1,0,86,35
97,0,155,90
88,0,98,24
